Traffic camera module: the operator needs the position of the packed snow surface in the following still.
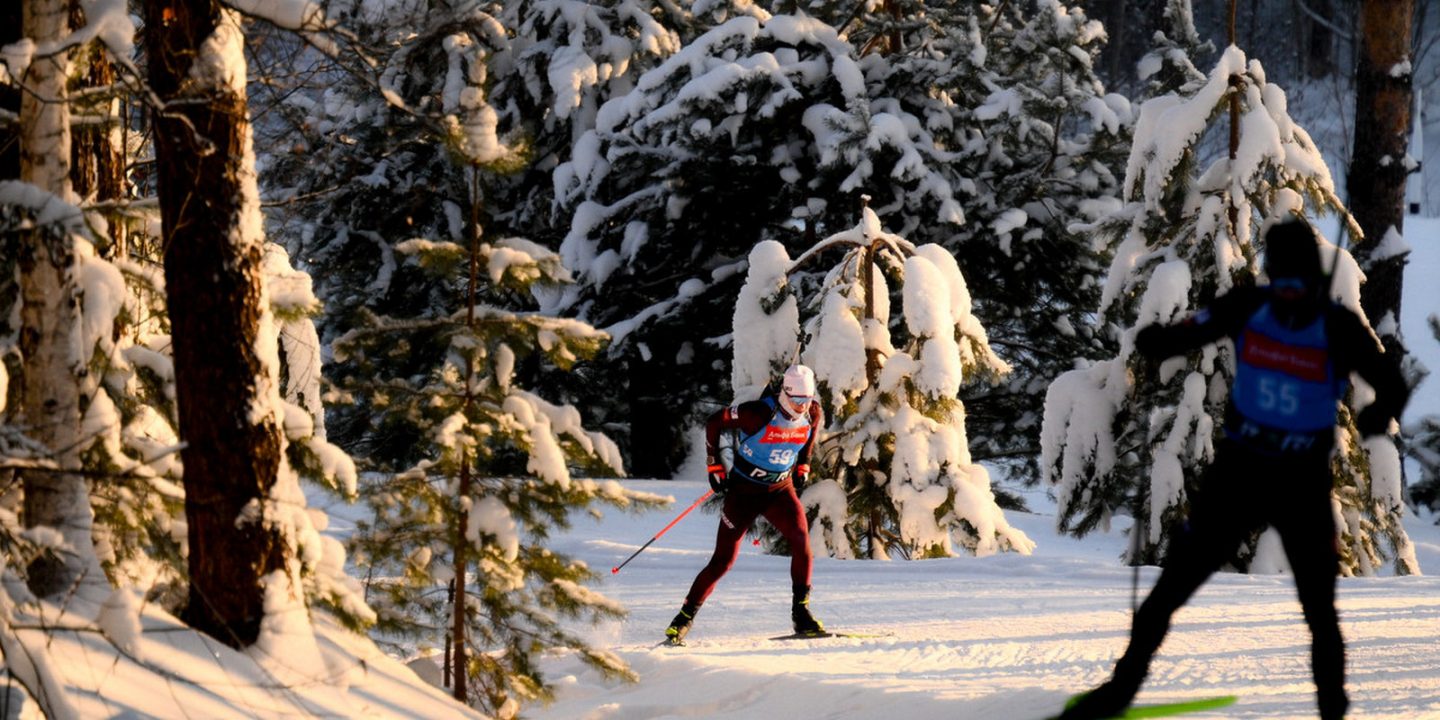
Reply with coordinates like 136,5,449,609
535,480,1440,719
527,220,1440,719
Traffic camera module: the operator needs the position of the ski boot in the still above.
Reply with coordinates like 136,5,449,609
792,586,824,636
664,603,698,646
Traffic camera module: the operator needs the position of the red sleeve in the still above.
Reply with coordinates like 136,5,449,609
795,402,823,474
705,401,771,468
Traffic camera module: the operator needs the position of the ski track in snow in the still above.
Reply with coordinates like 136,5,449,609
522,220,1440,720
535,481,1440,720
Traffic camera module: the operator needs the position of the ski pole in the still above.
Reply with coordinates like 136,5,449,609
611,489,714,574
1130,483,1146,616
1324,217,1353,301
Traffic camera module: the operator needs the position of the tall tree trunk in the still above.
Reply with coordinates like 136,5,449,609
452,164,484,705
1348,0,1414,367
452,459,470,702
1102,0,1128,84
144,0,287,649
1300,0,1337,78
18,0,101,599
68,2,126,257
1227,0,1241,239
0,1,20,181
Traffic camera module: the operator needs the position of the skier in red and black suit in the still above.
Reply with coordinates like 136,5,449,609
664,365,824,645
1060,220,1409,720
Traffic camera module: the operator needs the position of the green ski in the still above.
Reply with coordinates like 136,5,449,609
1050,694,1237,719
1119,695,1237,718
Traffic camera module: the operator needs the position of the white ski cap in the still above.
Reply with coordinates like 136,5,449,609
782,364,816,398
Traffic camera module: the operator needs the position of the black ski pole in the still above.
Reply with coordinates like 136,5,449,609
1323,213,1358,301
612,489,715,574
1130,483,1146,615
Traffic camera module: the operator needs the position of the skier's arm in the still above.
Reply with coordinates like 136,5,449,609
704,406,740,490
793,403,824,487
1330,309,1411,437
1134,288,1258,359
705,402,769,485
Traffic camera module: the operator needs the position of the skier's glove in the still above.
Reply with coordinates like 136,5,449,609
1355,405,1391,438
1134,324,1163,358
707,465,728,495
794,464,810,490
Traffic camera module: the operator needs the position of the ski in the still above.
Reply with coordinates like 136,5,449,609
660,630,890,646
1047,694,1237,719
766,631,890,640
1117,695,1237,719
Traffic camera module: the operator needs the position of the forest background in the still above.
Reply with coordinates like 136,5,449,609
2,0,1439,717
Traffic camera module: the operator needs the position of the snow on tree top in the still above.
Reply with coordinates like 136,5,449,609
1126,45,1247,208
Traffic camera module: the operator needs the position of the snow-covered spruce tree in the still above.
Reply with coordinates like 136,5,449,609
849,0,1133,474
260,0,693,476
556,2,1132,478
68,228,185,597
262,1,504,460
1134,0,1211,98
1041,44,1417,575
553,10,979,476
73,234,368,624
337,233,666,716
733,208,1033,559
270,6,665,713
486,0,688,240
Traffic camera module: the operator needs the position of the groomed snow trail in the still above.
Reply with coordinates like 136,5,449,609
537,480,1440,720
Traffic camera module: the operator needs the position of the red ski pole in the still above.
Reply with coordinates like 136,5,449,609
611,490,714,574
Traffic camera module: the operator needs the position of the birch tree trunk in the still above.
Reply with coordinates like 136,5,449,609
143,0,287,649
18,0,102,599
1348,0,1414,367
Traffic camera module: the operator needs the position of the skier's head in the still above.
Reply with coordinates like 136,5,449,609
779,364,816,418
1263,219,1325,309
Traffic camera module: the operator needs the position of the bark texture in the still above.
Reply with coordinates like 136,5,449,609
144,0,286,648
1348,0,1415,366
67,2,126,256
19,0,100,599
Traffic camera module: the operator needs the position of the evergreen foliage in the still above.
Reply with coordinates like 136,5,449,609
337,231,666,715
854,0,1132,474
263,2,666,713
1408,315,1440,516
731,208,1034,559
1136,0,1211,97
487,0,687,239
1040,38,1417,574
555,1,1129,478
550,11,863,474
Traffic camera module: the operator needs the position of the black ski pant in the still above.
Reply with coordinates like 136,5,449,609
1110,441,1347,719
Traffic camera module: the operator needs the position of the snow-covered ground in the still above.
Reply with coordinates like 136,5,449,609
7,603,481,719
536,481,1440,720
529,217,1440,720
27,227,1436,719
